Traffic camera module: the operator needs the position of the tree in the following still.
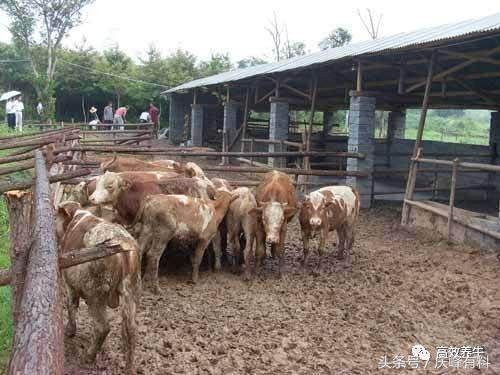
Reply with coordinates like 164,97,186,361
0,0,95,119
265,12,283,61
197,53,232,78
357,9,383,40
319,27,352,50
237,56,268,69
282,40,307,59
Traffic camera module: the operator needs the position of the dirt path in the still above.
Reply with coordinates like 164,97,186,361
63,204,500,374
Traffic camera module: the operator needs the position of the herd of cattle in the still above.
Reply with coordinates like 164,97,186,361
56,155,361,374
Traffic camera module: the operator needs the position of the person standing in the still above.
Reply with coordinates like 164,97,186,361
113,105,128,130
6,98,16,130
149,102,159,135
36,101,43,121
14,95,24,131
103,102,113,125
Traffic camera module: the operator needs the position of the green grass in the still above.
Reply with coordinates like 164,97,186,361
0,198,11,368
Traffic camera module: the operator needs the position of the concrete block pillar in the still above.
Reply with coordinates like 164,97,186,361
168,94,189,145
190,104,204,147
387,110,406,140
346,95,376,209
488,112,500,207
222,101,240,163
269,100,289,168
323,111,334,136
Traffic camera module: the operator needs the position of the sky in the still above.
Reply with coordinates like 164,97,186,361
0,0,499,63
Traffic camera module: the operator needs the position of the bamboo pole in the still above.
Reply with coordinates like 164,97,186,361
447,158,459,240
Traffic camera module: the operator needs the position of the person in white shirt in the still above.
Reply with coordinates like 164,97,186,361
6,98,16,130
36,102,43,120
14,96,24,131
139,111,151,123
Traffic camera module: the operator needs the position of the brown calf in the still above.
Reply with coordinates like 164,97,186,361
56,201,140,375
135,191,236,292
250,171,298,276
299,186,360,263
100,155,183,173
226,187,258,279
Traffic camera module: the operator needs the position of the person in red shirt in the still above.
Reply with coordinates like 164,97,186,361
149,102,160,135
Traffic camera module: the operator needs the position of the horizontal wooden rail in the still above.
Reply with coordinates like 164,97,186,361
414,157,500,173
81,135,152,144
0,127,78,142
376,151,493,158
56,146,366,159
81,129,153,135
202,165,368,177
373,168,485,175
0,168,91,194
0,134,80,152
375,184,494,195
241,138,303,148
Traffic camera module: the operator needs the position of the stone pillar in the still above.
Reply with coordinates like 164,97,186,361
269,100,289,168
323,111,334,136
346,95,376,209
488,112,500,207
387,110,406,139
168,94,189,145
222,101,240,164
190,104,204,147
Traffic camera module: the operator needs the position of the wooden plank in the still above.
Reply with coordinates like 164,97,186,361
202,165,368,177
447,158,459,239
8,151,64,375
0,168,91,194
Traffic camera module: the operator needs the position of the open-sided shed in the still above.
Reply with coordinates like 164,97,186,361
163,12,500,251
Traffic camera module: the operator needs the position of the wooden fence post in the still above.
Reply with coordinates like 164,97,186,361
8,151,64,375
447,158,459,240
4,190,32,327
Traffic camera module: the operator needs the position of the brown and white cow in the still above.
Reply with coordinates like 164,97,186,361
100,155,183,174
250,171,298,276
88,171,214,226
225,187,258,280
184,162,215,189
299,185,360,263
135,191,236,292
56,201,140,375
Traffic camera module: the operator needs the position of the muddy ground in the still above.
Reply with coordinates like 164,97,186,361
64,202,500,375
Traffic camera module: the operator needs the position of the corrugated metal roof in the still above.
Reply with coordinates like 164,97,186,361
164,12,500,94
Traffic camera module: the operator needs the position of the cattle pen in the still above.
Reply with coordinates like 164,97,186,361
0,12,500,374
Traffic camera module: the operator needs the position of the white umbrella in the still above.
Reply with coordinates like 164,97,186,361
0,90,21,101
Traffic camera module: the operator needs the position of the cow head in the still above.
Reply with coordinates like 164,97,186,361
89,171,128,205
184,162,205,178
301,191,333,232
250,202,296,244
56,201,81,239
